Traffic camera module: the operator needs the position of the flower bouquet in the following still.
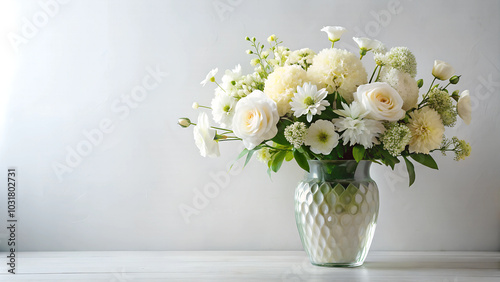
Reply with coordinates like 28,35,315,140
178,26,472,266
179,26,471,185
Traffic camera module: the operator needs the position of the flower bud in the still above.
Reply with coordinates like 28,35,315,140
451,90,460,102
246,50,253,54
251,37,256,42
449,75,460,84
245,36,250,41
267,34,276,43
178,118,191,128
192,102,199,109
417,79,424,88
432,60,455,80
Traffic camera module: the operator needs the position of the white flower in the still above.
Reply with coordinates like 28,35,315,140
264,65,308,116
432,60,455,80
193,112,220,158
333,102,385,149
354,82,405,121
321,26,346,42
408,107,445,154
211,92,238,128
221,64,242,86
290,82,330,122
232,90,279,150
379,67,419,111
200,68,218,86
307,48,367,102
457,90,471,125
286,48,316,70
353,37,382,51
304,120,339,155
192,102,199,109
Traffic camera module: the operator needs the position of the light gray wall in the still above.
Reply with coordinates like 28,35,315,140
0,0,499,251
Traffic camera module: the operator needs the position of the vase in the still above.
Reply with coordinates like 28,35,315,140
294,160,379,267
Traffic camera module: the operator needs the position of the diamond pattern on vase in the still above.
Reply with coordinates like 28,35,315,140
295,180,379,266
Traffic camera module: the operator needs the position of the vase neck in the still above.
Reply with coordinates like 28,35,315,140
307,160,372,182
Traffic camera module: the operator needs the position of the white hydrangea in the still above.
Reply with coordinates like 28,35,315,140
307,48,367,102
379,67,419,111
264,65,308,116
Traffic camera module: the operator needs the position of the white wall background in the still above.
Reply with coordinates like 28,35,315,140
0,0,499,252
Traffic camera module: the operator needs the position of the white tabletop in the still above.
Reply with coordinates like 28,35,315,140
1,251,499,281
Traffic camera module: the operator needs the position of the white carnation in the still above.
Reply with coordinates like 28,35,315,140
307,48,367,102
264,65,308,116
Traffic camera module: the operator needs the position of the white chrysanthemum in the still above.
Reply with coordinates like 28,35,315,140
286,48,316,70
379,67,419,111
193,112,220,158
211,92,238,128
332,102,385,149
307,48,367,102
200,68,218,86
408,107,445,154
304,120,339,155
290,82,329,122
264,65,308,116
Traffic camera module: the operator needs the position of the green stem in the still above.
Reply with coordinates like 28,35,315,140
331,41,334,48
375,65,383,82
215,81,225,92
369,65,379,83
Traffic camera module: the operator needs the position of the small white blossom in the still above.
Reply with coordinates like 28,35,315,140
432,60,455,80
211,92,238,128
193,112,220,157
304,120,339,155
353,37,383,51
290,82,330,122
320,26,346,42
284,122,307,149
457,90,471,125
200,68,218,86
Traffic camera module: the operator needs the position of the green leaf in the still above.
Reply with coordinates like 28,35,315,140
271,119,292,145
403,156,416,187
380,150,400,170
410,153,438,170
236,148,249,160
293,149,309,172
271,150,287,172
352,145,365,162
244,149,256,167
285,150,294,162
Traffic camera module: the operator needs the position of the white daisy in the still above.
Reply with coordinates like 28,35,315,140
304,120,339,155
200,68,218,86
211,92,238,128
333,102,385,149
290,82,330,122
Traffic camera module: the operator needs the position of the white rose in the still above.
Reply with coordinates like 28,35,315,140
354,82,406,121
432,60,455,80
457,90,471,125
193,112,220,158
232,90,279,150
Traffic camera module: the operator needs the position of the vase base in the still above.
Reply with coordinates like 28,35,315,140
311,261,364,268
